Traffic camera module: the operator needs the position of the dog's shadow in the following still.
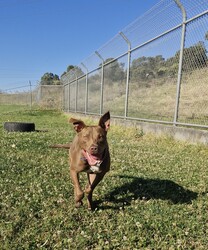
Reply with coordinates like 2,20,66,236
96,175,198,209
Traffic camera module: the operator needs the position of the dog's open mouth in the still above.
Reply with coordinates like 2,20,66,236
82,150,103,166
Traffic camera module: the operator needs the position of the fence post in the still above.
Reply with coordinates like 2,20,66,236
29,80,32,110
95,51,105,115
173,0,187,125
119,32,131,119
68,83,70,112
62,84,65,111
81,63,89,114
75,77,78,112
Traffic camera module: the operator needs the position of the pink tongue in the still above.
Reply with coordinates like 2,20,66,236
82,150,100,166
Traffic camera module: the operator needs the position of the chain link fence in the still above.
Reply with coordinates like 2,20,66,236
36,85,63,109
0,84,36,111
61,0,208,129
0,84,63,111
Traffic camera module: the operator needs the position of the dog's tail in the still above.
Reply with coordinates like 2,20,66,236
49,143,71,149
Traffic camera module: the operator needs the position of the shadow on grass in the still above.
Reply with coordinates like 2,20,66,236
96,175,198,210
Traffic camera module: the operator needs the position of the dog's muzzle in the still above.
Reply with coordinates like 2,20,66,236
82,149,104,173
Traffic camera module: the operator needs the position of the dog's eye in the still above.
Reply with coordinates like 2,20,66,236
98,134,104,140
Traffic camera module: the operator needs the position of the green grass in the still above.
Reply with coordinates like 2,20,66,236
0,108,208,249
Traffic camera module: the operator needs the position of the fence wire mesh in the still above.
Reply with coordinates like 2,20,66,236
1,0,207,129
0,84,63,111
0,84,36,112
62,0,208,129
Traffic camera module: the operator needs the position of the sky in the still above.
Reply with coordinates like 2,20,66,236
0,0,159,91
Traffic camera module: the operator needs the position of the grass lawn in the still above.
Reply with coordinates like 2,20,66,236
0,107,208,249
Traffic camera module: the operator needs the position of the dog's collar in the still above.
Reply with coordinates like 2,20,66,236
81,149,106,173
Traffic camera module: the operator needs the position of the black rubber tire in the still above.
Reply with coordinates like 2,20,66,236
4,122,35,132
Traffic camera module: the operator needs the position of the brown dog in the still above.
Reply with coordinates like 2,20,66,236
52,111,110,210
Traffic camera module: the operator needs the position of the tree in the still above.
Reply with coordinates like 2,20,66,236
67,65,75,72
205,31,208,40
61,65,84,78
131,55,165,81
103,58,125,82
40,72,61,85
175,42,207,71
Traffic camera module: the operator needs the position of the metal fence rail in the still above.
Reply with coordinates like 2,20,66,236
62,0,208,129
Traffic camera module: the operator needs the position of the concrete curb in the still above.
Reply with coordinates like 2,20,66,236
66,113,208,146
113,118,208,145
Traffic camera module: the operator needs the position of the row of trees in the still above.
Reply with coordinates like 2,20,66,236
40,65,83,85
131,41,207,81
40,40,207,85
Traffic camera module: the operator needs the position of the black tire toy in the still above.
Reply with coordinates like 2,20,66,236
4,122,35,132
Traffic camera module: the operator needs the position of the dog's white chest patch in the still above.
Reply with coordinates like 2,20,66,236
89,165,101,173
85,162,102,174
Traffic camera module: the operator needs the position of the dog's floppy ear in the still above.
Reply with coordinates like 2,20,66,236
99,111,110,132
69,118,86,133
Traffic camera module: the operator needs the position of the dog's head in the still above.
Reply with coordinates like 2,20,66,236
69,112,110,163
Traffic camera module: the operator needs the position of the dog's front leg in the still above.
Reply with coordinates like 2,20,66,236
70,169,84,207
85,172,106,210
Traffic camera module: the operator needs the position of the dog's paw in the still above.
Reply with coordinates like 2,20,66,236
87,202,96,211
75,200,83,208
